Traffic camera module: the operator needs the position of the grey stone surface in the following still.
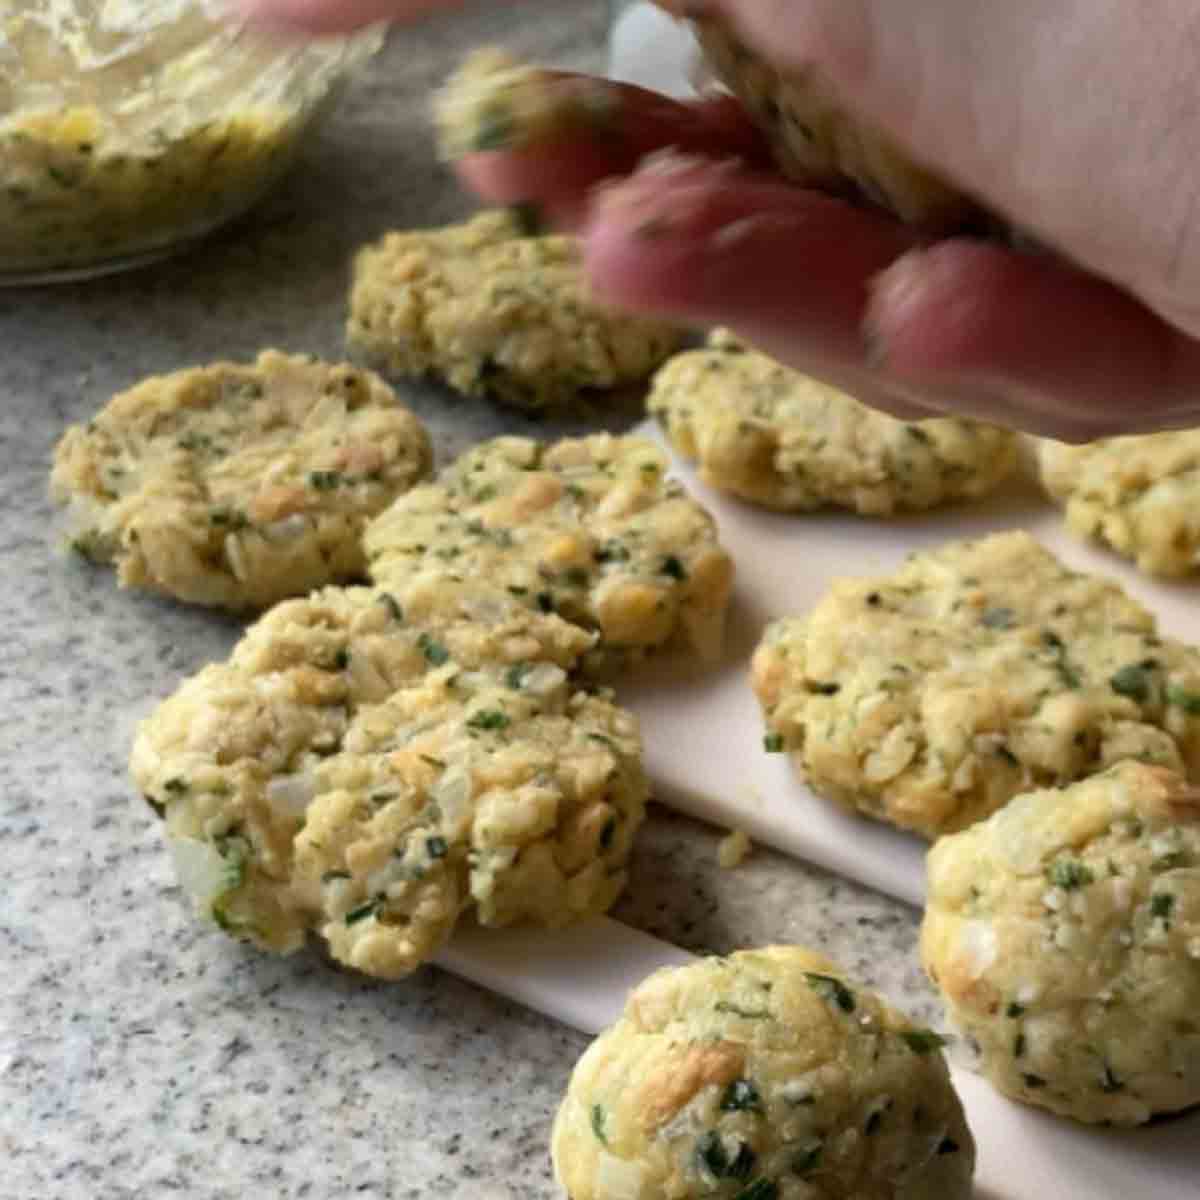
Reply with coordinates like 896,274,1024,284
0,4,935,1197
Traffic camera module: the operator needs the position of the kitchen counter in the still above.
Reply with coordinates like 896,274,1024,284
0,3,935,1196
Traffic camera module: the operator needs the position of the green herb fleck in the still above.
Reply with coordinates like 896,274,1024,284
982,606,1015,629
1006,1002,1025,1018
599,817,617,851
1013,1034,1027,1058
792,1141,822,1176
426,836,448,860
714,1001,771,1020
810,681,840,696
379,593,403,621
763,733,785,753
733,1180,777,1200
505,662,533,689
419,754,446,770
900,1029,948,1054
1166,685,1200,714
536,591,555,613
1151,893,1175,920
564,567,590,587
467,709,510,732
1100,1065,1124,1094
720,1078,763,1113
590,1103,608,1145
1041,631,1081,689
804,972,856,1013
1110,662,1155,703
661,554,687,581
333,648,350,670
471,106,515,151
308,469,342,490
697,1132,756,1181
594,541,631,564
163,777,189,795
1047,859,1094,890
418,633,450,666
344,898,381,925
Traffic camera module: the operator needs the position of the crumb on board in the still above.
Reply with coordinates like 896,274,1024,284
717,827,752,869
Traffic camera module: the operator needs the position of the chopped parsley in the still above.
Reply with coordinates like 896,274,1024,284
590,1103,608,1145
505,662,532,689
418,633,450,666
1006,1002,1026,1018
536,591,555,613
1041,630,1081,689
660,554,687,580
714,1000,771,1020
308,469,342,490
426,836,448,860
1047,859,1094,890
1109,661,1156,703
332,648,350,670
697,1132,756,1180
378,593,403,621
344,897,382,925
594,541,631,564
563,567,590,588
900,1029,948,1054
763,733,785,753
1150,892,1175,920
804,972,856,1013
733,1180,778,1200
599,817,617,851
471,106,516,152
467,709,510,732
720,1078,763,1113
163,777,189,795
1166,684,1200,714
791,1140,822,1176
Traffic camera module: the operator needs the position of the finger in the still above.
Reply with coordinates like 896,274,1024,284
581,153,944,416
235,0,453,32
454,88,769,231
866,241,1200,439
582,154,918,359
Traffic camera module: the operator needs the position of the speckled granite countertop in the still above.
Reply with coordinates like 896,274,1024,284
0,4,936,1196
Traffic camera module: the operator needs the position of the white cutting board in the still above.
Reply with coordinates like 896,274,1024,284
437,918,1199,1199
622,422,1200,908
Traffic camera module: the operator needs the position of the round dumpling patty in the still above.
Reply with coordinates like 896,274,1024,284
1039,431,1200,577
678,9,977,232
921,760,1200,1124
346,208,682,410
130,577,647,976
752,531,1200,838
648,330,1017,514
364,433,735,672
552,945,975,1200
50,350,431,610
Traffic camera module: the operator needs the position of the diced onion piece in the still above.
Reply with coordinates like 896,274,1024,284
520,663,566,697
168,836,230,911
266,773,317,817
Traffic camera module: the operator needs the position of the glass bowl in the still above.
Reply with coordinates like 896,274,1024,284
0,2,383,285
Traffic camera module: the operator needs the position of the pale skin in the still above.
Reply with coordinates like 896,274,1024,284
241,0,1200,440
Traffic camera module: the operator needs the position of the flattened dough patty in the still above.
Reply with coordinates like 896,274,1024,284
552,946,975,1200
648,331,1018,514
682,11,976,232
752,531,1200,838
130,578,647,978
364,433,734,670
346,209,682,409
922,761,1200,1124
1039,431,1200,577
51,350,431,610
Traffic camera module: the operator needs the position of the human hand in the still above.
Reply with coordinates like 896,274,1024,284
241,0,1200,440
